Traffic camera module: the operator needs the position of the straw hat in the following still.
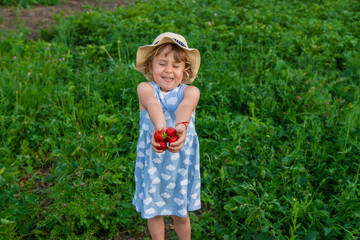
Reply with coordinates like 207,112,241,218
136,32,201,84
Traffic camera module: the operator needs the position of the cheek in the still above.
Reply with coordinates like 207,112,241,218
176,69,185,76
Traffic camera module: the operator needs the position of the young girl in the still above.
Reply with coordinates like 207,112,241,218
133,32,201,239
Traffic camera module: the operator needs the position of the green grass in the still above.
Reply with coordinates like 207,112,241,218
0,0,359,239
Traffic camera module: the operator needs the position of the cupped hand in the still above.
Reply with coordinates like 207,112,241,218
151,126,166,153
168,124,186,153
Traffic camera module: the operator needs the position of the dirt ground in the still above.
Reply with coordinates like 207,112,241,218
0,0,130,40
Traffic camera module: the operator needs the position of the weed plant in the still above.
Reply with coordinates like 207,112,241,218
0,0,359,239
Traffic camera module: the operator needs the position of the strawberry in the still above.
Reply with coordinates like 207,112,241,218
165,127,177,137
154,127,178,151
157,141,167,150
169,135,179,143
164,134,171,142
154,130,166,141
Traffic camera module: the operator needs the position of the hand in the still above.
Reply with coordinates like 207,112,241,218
168,124,186,153
151,126,166,153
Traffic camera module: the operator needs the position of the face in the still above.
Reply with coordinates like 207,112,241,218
149,45,185,92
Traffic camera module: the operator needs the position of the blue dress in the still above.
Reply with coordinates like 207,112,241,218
133,81,201,219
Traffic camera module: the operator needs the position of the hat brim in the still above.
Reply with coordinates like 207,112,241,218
136,37,201,84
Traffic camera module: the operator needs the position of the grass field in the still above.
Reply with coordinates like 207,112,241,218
0,0,359,239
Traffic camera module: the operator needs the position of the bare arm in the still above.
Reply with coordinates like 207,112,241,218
137,82,166,152
168,86,200,152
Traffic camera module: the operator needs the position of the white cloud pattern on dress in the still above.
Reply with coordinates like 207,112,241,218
167,97,178,105
166,164,176,171
148,167,157,175
161,174,171,180
178,209,187,216
166,183,176,189
183,158,190,165
138,141,145,148
174,198,184,206
180,179,188,186
152,177,160,185
145,208,155,215
155,201,165,207
136,162,144,169
143,198,152,205
177,168,187,176
142,123,149,130
164,111,171,120
161,192,171,199
161,209,171,215
171,153,180,161
152,158,161,163
191,193,198,199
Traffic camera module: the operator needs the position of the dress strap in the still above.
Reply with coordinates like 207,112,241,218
148,81,186,111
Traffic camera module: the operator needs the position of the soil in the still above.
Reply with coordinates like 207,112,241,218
0,0,131,40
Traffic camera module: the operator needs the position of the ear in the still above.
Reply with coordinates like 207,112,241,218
148,62,153,74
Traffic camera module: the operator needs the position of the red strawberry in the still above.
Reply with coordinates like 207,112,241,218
169,136,179,143
157,141,167,150
166,127,177,137
154,130,165,141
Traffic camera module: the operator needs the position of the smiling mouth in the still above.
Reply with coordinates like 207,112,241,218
162,77,174,82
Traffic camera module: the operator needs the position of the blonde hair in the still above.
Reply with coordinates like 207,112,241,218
136,43,192,83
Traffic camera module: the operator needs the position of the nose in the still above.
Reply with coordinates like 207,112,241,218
165,65,173,73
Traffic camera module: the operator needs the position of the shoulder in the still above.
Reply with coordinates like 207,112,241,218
183,85,200,98
181,85,200,111
137,82,158,111
137,82,153,95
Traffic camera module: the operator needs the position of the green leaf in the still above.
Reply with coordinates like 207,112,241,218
304,230,318,240
31,229,47,236
224,202,238,211
1,218,14,224
316,210,330,219
324,227,332,236
233,196,247,204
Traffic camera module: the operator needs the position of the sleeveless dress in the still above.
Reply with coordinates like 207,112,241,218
133,81,201,219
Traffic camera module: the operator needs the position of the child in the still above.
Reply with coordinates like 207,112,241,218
133,32,201,239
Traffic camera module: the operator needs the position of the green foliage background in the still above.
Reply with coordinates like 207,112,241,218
0,0,359,239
